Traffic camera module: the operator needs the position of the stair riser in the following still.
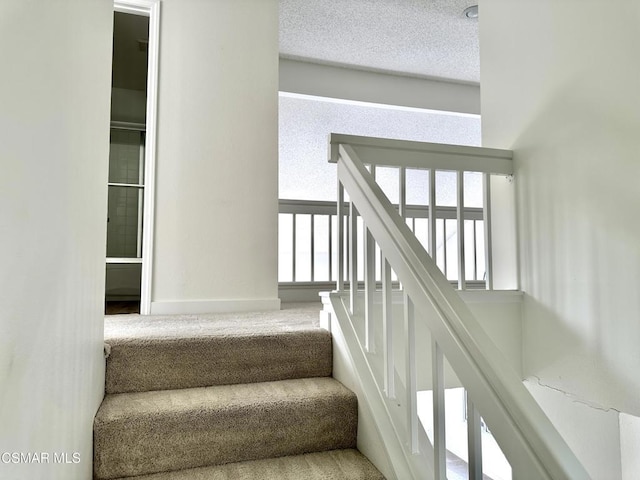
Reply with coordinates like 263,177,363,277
108,449,386,480
106,331,332,393
94,389,357,479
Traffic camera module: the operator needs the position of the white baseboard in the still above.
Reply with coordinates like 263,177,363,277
278,282,335,303
150,298,281,315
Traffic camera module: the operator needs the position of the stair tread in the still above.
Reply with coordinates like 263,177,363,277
116,449,385,480
105,315,331,393
104,307,322,341
94,378,358,479
96,377,350,422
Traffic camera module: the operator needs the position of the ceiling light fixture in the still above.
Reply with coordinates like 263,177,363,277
463,5,478,19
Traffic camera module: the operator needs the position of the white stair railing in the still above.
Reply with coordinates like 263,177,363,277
327,135,589,480
278,200,487,287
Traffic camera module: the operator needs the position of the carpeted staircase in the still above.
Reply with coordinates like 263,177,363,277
94,305,385,479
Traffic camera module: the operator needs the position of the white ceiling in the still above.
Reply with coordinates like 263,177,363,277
279,0,480,84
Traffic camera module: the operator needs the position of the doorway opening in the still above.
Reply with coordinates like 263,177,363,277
106,1,159,315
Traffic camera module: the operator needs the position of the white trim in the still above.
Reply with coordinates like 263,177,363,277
279,57,480,115
107,182,144,188
278,282,335,303
113,0,160,315
150,298,282,315
277,281,502,304
140,0,160,315
458,289,523,304
106,257,143,264
114,0,155,16
279,91,481,119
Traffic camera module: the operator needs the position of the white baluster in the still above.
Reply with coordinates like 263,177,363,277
429,169,437,259
483,173,494,290
457,170,466,290
404,294,418,454
364,225,375,353
310,213,315,282
337,182,345,291
292,213,297,282
382,257,395,398
399,166,406,217
443,219,448,278
329,213,333,282
467,394,483,480
349,202,358,314
344,215,349,287
432,340,446,479
473,220,478,281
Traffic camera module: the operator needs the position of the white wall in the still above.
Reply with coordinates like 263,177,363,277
460,291,523,377
620,413,640,480
278,93,481,203
151,0,280,314
0,1,112,479
280,58,480,115
480,0,640,476
416,292,523,389
524,380,622,480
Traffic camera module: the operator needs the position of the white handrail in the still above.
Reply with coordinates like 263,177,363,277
334,141,589,480
329,133,514,174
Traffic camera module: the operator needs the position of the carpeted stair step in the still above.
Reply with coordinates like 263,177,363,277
93,377,358,480
104,314,332,393
111,449,385,480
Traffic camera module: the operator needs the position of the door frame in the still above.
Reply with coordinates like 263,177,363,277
113,0,160,314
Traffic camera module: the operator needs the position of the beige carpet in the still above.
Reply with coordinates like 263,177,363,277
104,303,330,393
104,302,322,339
122,449,383,480
94,303,385,479
94,378,358,479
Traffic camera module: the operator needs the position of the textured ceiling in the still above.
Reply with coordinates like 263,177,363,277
279,0,480,84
